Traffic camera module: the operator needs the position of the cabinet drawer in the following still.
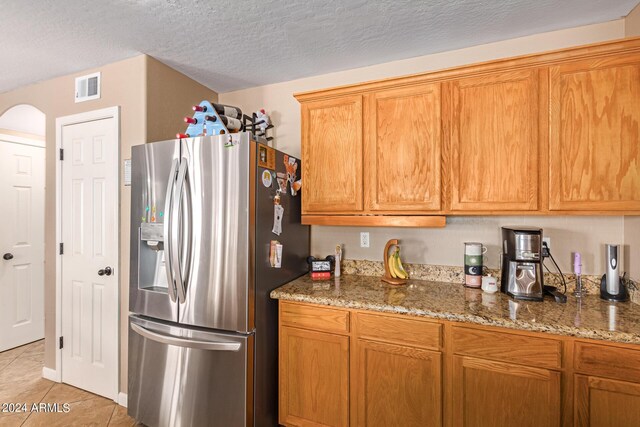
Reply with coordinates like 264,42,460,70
280,302,350,334
354,312,441,350
451,326,562,369
575,341,640,383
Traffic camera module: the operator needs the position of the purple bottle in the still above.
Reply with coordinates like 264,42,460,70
574,252,583,298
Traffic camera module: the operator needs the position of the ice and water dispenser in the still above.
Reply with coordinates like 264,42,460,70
138,222,168,292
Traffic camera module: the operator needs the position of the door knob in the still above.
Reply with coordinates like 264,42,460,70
3,253,13,260
98,266,113,276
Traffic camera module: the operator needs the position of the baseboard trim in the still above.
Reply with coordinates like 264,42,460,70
117,392,128,407
42,367,61,382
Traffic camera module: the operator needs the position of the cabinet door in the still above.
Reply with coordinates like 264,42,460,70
452,356,561,427
575,375,640,427
302,95,363,213
368,84,442,211
279,326,349,427
354,339,441,427
447,70,539,211
549,55,640,211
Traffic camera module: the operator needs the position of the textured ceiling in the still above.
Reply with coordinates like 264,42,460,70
0,0,637,94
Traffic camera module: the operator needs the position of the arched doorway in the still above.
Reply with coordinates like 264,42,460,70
0,104,46,352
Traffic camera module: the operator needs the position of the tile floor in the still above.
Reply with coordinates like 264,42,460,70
0,340,139,427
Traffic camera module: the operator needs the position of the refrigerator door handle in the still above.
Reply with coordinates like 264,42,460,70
163,159,179,303
130,323,242,352
181,163,193,300
171,157,188,303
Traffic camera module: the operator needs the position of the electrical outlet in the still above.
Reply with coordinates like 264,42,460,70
360,232,370,248
542,237,551,257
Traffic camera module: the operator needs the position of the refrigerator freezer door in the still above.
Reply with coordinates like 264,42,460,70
129,140,180,322
178,134,251,333
128,315,252,427
252,145,310,426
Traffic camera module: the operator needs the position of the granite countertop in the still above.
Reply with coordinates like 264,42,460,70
271,274,640,345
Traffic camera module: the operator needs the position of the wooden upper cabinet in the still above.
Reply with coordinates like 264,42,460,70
549,54,640,211
367,84,442,212
302,95,363,213
296,38,640,218
446,70,540,211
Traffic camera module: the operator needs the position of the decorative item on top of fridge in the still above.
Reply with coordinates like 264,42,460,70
179,101,244,137
307,255,336,280
253,109,274,143
177,101,275,143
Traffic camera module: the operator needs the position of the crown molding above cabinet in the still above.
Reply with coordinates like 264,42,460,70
296,37,640,227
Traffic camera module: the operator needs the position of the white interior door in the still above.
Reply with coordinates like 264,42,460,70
60,115,118,399
0,136,45,352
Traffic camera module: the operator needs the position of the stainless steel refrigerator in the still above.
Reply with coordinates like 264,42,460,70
128,133,309,427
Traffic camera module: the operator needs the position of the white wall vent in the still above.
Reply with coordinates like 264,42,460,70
75,72,101,103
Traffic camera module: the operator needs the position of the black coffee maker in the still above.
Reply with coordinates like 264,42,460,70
501,227,544,301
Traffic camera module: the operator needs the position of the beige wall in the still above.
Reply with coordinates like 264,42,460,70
219,20,627,276
0,55,218,394
626,2,640,36
312,217,623,276
626,217,640,281
0,55,147,380
145,57,218,143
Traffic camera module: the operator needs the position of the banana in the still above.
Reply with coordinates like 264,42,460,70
393,253,407,280
388,253,398,278
390,248,406,279
387,245,409,280
395,250,409,279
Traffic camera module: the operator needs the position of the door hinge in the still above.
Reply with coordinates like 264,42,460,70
59,243,64,255
59,336,63,349
59,148,64,161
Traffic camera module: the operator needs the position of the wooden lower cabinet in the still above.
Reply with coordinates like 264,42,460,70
575,375,640,427
279,326,349,427
573,341,640,426
278,301,640,426
451,356,561,427
353,339,442,427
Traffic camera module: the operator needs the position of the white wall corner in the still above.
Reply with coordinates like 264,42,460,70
117,392,128,407
42,367,61,382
